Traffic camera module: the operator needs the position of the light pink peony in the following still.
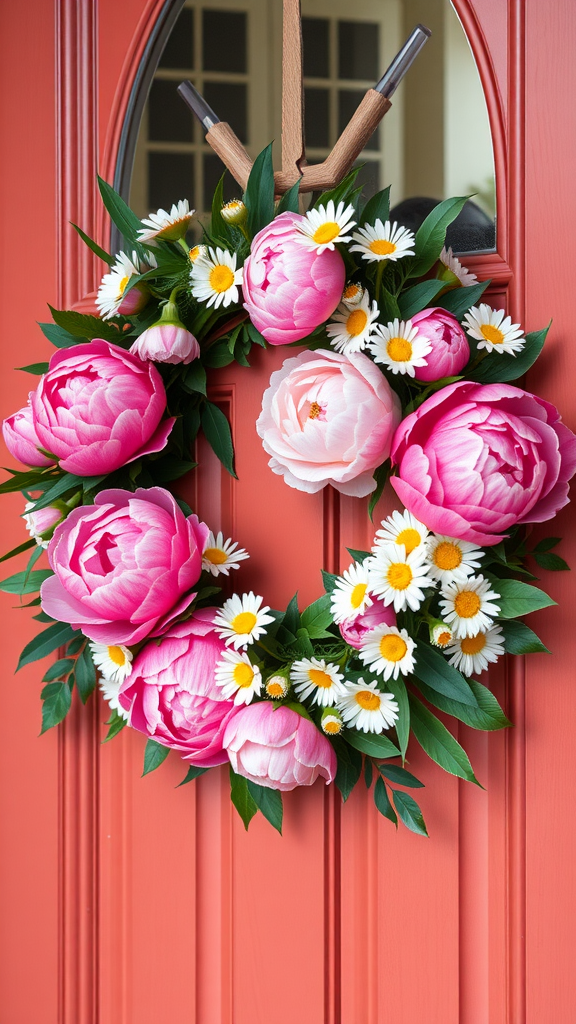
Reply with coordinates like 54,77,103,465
118,611,239,767
223,702,336,791
130,323,200,365
411,307,470,382
30,340,174,477
40,486,208,645
339,600,396,649
256,348,401,497
391,380,576,546
3,404,54,467
242,212,345,344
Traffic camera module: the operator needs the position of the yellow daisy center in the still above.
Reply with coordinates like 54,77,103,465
308,401,322,419
386,562,413,590
395,527,421,554
313,221,341,244
209,264,234,293
355,689,381,710
230,611,258,634
308,668,334,689
454,591,481,618
233,662,255,688
480,323,505,345
108,646,127,666
189,245,202,261
433,542,462,571
118,275,130,296
343,284,360,300
350,582,367,609
204,547,228,565
460,633,487,655
379,633,408,662
346,309,368,337
266,680,286,698
323,718,342,734
387,336,413,362
436,631,452,647
369,239,396,256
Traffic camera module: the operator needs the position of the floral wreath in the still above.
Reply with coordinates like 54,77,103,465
2,145,575,837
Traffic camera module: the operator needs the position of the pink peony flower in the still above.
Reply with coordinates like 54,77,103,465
411,307,470,382
30,340,174,477
40,486,209,645
256,348,401,497
118,611,239,767
130,323,200,365
223,702,336,791
391,380,576,546
339,599,396,649
3,404,54,467
242,212,345,344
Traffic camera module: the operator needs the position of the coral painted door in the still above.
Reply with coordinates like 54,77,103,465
1,1,576,1022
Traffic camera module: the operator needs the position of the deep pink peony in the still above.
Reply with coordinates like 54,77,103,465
30,340,174,476
118,611,239,767
223,701,336,791
256,348,401,497
3,404,54,467
40,486,208,645
242,212,345,344
391,380,576,546
339,600,396,649
130,323,200,365
411,307,470,382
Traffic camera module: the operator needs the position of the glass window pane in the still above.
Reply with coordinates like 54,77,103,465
158,7,194,69
339,90,379,150
203,155,238,212
202,11,247,73
302,18,329,79
305,88,330,149
148,152,194,212
338,21,379,81
203,81,247,143
148,79,194,142
353,160,379,201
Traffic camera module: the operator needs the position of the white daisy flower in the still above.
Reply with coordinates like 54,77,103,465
369,318,432,376
295,200,356,253
439,575,501,639
188,243,207,263
358,625,416,681
202,531,249,576
99,677,130,720
214,649,262,705
373,509,429,556
89,642,133,686
290,657,346,707
190,246,243,308
367,544,436,613
330,561,373,624
445,623,505,677
221,199,247,225
321,708,344,735
438,246,478,288
462,303,525,355
429,622,454,648
337,678,399,733
213,592,275,649
264,672,290,700
350,219,415,263
427,535,484,585
137,199,193,242
325,292,380,355
96,250,157,320
341,282,365,309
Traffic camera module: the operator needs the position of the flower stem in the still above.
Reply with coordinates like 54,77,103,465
375,261,385,303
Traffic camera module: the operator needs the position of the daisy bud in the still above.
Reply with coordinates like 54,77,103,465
429,620,454,648
129,296,200,365
321,707,344,736
189,244,207,264
24,501,64,548
221,199,247,226
264,668,291,700
341,282,365,309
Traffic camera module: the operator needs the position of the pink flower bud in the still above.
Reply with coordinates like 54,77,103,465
411,307,470,382
24,503,64,548
130,323,200,364
3,404,54,467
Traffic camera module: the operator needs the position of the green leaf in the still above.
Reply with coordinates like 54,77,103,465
276,177,301,215
98,175,143,242
415,677,511,731
16,362,50,375
283,592,301,635
200,401,237,477
25,473,88,513
346,548,371,564
0,468,59,496
359,185,390,227
75,645,96,704
0,569,53,595
142,739,170,776
392,789,428,836
397,279,446,320
345,730,401,759
414,642,479,706
470,323,549,384
409,693,480,784
42,657,74,682
438,279,490,318
229,767,258,830
500,618,550,655
410,196,469,277
40,680,73,733
377,764,424,788
494,578,556,618
364,757,373,788
38,321,86,348
48,305,123,343
177,765,209,786
182,361,207,395
368,460,390,521
373,776,397,825
0,538,36,564
333,739,362,801
533,550,569,572
533,536,561,553
210,174,233,244
244,143,275,237
300,593,333,637
17,621,80,671
103,708,127,743
313,167,360,210
321,570,338,594
67,636,85,655
247,781,283,834
384,674,410,758
71,222,114,264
